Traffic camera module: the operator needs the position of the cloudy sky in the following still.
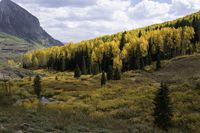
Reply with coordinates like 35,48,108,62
10,0,200,42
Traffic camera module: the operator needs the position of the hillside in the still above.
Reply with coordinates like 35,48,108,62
148,54,200,81
22,10,200,74
1,54,200,132
0,32,39,61
0,0,62,47
0,32,42,79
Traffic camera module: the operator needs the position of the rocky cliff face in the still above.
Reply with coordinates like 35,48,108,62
0,0,62,46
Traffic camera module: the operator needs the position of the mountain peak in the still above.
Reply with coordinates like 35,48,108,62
0,0,62,46
1,0,13,5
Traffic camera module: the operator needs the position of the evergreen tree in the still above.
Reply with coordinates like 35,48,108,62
107,65,114,80
114,68,121,80
74,65,81,78
153,82,173,131
138,30,142,38
33,75,42,99
92,63,99,75
101,53,106,72
101,72,106,86
81,56,87,75
156,46,161,70
135,45,142,69
87,57,92,74
140,58,145,70
61,56,66,71
119,31,126,51
147,42,153,65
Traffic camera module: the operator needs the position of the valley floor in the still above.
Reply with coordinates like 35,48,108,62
1,54,200,133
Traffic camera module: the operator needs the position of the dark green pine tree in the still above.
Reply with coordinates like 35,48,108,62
135,44,142,69
61,56,66,72
119,31,126,51
107,65,114,80
156,46,161,70
101,72,106,86
92,63,99,75
87,57,92,74
147,41,153,65
74,65,81,78
33,75,42,99
192,16,200,43
140,58,145,70
153,82,173,131
114,68,121,80
81,56,87,75
138,30,142,38
55,76,58,80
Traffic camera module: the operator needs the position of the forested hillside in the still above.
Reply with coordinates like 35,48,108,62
22,11,200,74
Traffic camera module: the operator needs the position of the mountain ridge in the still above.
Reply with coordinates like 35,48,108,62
0,0,62,46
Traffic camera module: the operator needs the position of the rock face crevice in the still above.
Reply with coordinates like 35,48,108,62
0,0,62,46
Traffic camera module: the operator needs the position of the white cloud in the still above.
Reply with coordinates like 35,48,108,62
171,0,200,15
128,0,170,20
10,0,200,42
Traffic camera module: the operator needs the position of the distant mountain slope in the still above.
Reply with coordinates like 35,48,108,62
0,0,62,46
95,11,200,43
22,10,200,72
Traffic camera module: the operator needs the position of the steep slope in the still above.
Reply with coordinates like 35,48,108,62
22,10,200,73
0,0,62,46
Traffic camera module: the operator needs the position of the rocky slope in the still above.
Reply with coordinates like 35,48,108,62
0,0,62,46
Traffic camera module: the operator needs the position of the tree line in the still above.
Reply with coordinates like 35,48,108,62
22,14,200,75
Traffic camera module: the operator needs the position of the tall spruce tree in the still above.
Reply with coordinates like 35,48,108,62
135,45,142,69
92,63,99,75
101,72,106,86
156,46,161,70
119,31,126,51
153,82,172,131
147,42,153,65
74,65,81,78
81,56,87,75
138,30,142,38
33,75,42,99
114,68,121,80
107,65,114,80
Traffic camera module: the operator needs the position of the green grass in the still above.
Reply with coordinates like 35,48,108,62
0,32,44,67
0,55,200,132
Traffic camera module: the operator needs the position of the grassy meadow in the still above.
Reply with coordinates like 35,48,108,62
0,55,200,133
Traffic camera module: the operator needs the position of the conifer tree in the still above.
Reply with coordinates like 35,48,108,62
156,46,161,70
138,30,142,38
119,31,126,51
92,63,99,75
33,75,42,99
153,82,173,131
107,65,113,80
74,65,81,78
114,68,121,80
135,45,142,69
140,58,145,70
61,57,66,71
81,56,87,75
147,42,153,65
101,72,106,86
